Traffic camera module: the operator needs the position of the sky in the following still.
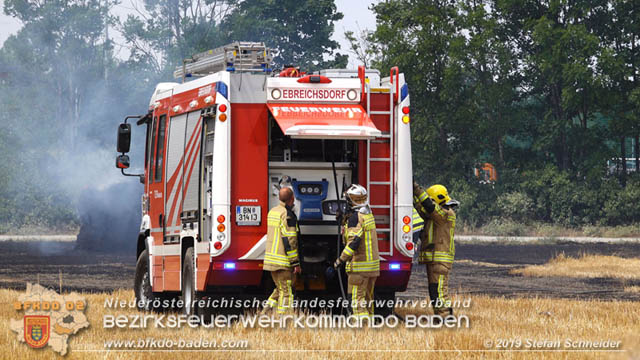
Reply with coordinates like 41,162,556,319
0,0,378,68
0,0,19,45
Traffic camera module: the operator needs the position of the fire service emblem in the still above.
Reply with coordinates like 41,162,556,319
24,315,50,348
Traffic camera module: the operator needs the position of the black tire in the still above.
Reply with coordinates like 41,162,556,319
134,249,155,311
181,247,201,317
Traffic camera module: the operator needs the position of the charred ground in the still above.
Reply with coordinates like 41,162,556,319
1,240,639,301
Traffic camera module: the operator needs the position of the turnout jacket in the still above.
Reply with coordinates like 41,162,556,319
412,207,425,244
414,186,456,264
339,211,380,276
264,201,300,271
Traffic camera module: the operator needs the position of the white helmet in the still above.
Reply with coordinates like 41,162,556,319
344,184,370,213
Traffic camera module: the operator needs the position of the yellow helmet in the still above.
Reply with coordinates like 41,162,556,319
427,184,451,205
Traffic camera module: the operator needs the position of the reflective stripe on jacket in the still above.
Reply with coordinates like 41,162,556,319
412,207,426,244
412,207,424,232
414,188,456,264
264,201,299,271
340,212,380,276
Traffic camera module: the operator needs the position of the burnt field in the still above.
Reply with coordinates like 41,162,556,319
0,239,639,301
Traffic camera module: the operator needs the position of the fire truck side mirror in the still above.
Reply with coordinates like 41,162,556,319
117,123,131,153
116,154,130,169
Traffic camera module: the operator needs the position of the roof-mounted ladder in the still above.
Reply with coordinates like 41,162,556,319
174,42,274,82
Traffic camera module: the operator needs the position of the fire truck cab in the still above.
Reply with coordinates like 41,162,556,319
116,42,414,314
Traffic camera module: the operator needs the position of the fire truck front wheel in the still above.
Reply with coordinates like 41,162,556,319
181,247,202,317
134,249,155,311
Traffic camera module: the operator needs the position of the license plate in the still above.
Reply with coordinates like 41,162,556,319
236,206,261,226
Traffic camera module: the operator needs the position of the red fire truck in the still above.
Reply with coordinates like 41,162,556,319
116,42,414,314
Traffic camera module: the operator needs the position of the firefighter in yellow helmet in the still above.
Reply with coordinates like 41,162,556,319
334,184,379,318
413,182,459,317
262,187,301,315
412,207,425,246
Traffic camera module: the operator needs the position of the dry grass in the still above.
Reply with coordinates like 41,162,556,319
456,259,518,268
511,253,640,280
456,222,640,238
2,288,639,359
625,286,640,293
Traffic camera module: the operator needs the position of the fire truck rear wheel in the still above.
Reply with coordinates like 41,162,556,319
134,249,155,311
181,247,202,317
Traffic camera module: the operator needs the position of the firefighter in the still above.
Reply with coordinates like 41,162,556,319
412,207,425,246
334,184,379,318
413,194,431,252
413,182,459,317
410,207,426,264
262,187,301,315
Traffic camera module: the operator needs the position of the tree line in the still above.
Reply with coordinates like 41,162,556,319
364,0,640,227
0,0,638,232
0,0,345,232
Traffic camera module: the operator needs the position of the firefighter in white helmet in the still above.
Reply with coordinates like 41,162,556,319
413,182,459,317
334,184,379,318
262,187,301,315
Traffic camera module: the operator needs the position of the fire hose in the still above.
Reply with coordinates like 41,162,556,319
331,161,349,315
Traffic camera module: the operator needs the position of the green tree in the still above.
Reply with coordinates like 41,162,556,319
120,0,232,75
344,27,375,67
497,0,609,172
456,0,523,170
371,0,525,182
2,0,115,149
221,0,347,71
598,0,640,182
0,0,148,231
371,0,469,184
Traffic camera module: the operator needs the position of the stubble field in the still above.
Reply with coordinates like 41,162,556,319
2,288,640,359
1,239,640,359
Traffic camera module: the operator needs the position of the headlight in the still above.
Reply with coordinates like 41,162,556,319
297,184,323,196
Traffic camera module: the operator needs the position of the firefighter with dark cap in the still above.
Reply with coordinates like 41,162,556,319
413,182,459,317
262,186,301,315
334,184,379,318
